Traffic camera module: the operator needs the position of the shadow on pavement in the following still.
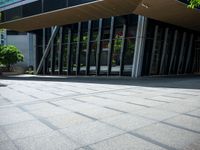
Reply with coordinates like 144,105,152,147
0,74,200,90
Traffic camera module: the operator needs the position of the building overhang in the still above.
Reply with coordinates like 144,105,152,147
134,0,200,31
0,0,141,32
0,0,199,32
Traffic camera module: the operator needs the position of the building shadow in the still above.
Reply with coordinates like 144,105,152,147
0,75,200,90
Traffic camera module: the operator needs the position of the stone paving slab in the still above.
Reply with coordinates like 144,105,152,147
2,120,53,140
90,134,165,150
60,121,124,146
0,76,200,150
134,123,200,150
14,131,80,150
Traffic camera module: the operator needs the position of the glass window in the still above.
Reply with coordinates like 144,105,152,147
123,38,135,75
111,27,123,75
43,0,67,12
4,6,22,21
61,44,68,74
150,26,165,75
22,0,42,17
68,0,95,7
79,22,88,75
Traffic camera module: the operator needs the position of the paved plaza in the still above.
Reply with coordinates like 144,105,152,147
0,75,200,150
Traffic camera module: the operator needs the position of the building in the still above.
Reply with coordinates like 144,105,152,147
0,0,200,77
0,29,35,68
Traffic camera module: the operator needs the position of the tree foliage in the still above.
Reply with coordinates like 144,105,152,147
188,0,200,8
0,45,24,71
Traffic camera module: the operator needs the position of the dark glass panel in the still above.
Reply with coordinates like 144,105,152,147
160,29,174,75
150,26,165,75
123,38,135,75
68,0,95,7
127,15,138,38
62,26,69,44
141,20,155,76
22,0,42,17
80,41,87,74
62,44,68,74
89,41,97,74
36,46,43,69
100,40,109,74
45,28,51,45
79,22,88,74
178,34,190,74
70,43,77,74
53,32,61,74
170,31,183,74
193,35,200,73
4,6,22,21
43,0,67,12
46,51,52,74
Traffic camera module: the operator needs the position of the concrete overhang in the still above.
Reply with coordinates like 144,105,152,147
134,0,200,31
0,0,141,32
0,0,199,32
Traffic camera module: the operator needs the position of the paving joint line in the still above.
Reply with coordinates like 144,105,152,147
161,121,200,134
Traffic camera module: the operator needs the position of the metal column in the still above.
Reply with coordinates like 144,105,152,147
132,16,147,78
185,34,194,73
76,22,82,75
67,27,72,75
168,30,178,74
86,21,92,75
96,19,103,76
119,17,127,76
58,27,63,75
107,17,115,76
149,25,159,75
42,28,46,74
177,32,186,74
159,28,169,75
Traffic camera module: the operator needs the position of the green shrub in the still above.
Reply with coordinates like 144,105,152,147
0,45,24,71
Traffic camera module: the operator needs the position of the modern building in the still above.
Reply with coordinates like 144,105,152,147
0,0,200,77
0,29,35,68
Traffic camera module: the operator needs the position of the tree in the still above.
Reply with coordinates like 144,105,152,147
0,45,24,71
188,0,200,8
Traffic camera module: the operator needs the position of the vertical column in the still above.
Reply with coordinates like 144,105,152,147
185,34,194,73
50,27,55,75
28,33,34,67
107,17,115,76
76,22,82,76
168,30,178,74
86,20,92,75
119,17,127,76
67,27,72,75
33,34,37,74
42,28,46,74
149,25,159,75
58,27,63,75
96,19,103,76
177,32,186,74
132,15,148,78
159,28,169,75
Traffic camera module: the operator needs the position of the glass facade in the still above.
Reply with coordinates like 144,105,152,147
34,14,200,77
35,14,138,76
142,19,200,76
0,0,96,23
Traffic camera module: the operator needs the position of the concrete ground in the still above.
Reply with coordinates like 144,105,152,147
0,75,200,150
